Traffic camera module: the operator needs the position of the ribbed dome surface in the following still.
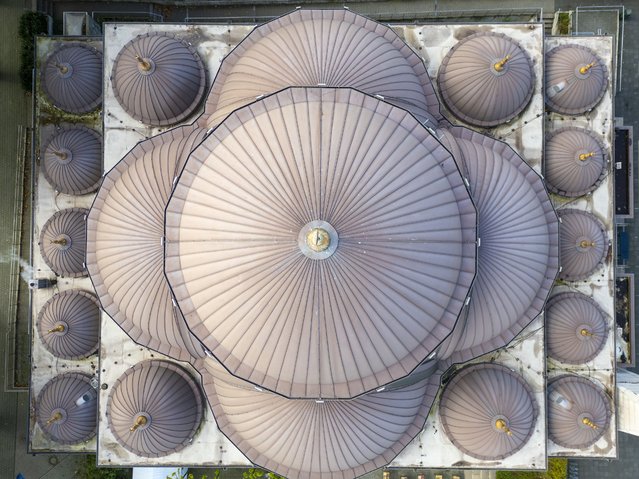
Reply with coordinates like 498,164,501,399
39,208,88,278
37,289,100,359
87,125,206,362
112,33,206,126
41,126,103,195
545,128,607,197
439,363,538,460
545,44,609,115
546,292,609,364
197,357,441,479
548,375,611,449
202,9,441,129
558,209,608,281
167,87,476,399
42,44,102,114
36,372,97,444
437,32,534,127
107,360,203,457
437,127,559,365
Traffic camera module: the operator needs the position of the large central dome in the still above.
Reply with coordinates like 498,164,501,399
165,87,476,399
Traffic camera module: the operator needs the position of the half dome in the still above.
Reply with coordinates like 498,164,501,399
107,360,203,457
439,363,538,460
111,32,206,126
437,127,559,365
545,44,609,115
41,126,103,195
36,289,100,359
39,208,88,278
166,87,476,399
201,9,441,128
437,32,535,127
546,292,609,364
558,209,609,281
548,375,611,449
41,43,102,114
545,128,607,197
86,125,207,362
36,372,97,444
197,357,441,479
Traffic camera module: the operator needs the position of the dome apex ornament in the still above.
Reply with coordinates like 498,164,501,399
298,221,339,260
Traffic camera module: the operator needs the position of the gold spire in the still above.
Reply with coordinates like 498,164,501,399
135,55,152,72
55,63,69,75
306,228,330,253
51,237,68,246
579,62,596,75
580,328,594,337
47,324,65,334
52,150,68,161
495,418,513,436
582,417,598,429
494,55,511,72
579,240,595,249
46,411,63,426
130,415,148,432
579,152,595,161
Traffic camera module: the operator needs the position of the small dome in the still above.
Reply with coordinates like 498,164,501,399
546,292,609,364
548,375,611,449
39,208,88,278
437,32,535,127
41,126,102,195
36,372,97,444
439,363,538,460
37,289,100,359
197,358,442,479
107,360,203,457
202,9,441,128
545,128,607,197
558,209,608,281
86,125,207,361
112,33,206,126
546,44,609,115
42,44,102,114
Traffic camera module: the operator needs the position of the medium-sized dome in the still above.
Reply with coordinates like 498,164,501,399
558,209,608,281
439,363,538,460
545,128,607,197
36,372,97,444
37,289,100,359
546,292,609,364
111,33,206,126
39,208,88,278
41,126,102,195
41,44,103,114
548,375,611,449
546,44,609,115
107,360,203,457
437,32,535,127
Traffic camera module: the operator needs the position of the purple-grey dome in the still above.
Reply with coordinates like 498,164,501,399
439,363,538,460
166,87,477,399
546,292,609,364
37,289,100,359
545,128,607,197
39,208,88,278
107,360,203,457
437,32,535,127
558,209,609,281
112,33,206,126
41,126,102,195
546,44,609,115
36,372,97,444
548,375,611,449
86,125,207,362
42,44,103,114
197,357,442,479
